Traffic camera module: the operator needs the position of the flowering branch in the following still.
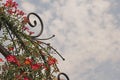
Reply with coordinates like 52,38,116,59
0,0,70,80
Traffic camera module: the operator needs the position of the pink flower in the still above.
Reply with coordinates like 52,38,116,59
4,0,18,9
6,55,20,66
22,26,34,35
48,57,57,65
31,63,42,70
22,16,29,24
24,77,29,80
7,9,13,14
28,31,34,35
0,58,3,62
16,10,24,16
22,26,29,31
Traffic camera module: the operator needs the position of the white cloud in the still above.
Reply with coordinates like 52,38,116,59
42,0,120,80
21,1,36,12
40,0,50,3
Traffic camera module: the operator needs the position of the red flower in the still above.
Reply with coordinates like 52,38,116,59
31,63,42,70
0,58,3,62
7,9,13,14
48,57,57,65
24,77,29,80
6,55,16,63
22,16,29,24
4,0,26,16
22,26,34,35
16,60,20,66
28,31,34,35
16,10,24,16
8,47,14,51
22,26,29,31
4,0,18,8
43,65,48,70
6,55,20,66
24,58,32,65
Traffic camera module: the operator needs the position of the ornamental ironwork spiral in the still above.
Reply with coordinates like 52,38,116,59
27,12,43,38
27,13,65,61
27,13,69,80
58,73,70,80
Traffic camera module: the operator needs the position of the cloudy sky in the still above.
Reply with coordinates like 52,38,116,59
1,0,120,80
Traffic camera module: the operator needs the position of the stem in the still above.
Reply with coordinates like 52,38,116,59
0,44,10,57
4,24,17,55
42,42,65,61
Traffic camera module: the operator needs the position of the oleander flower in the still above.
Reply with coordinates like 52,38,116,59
6,55,20,66
22,16,29,24
0,58,3,62
24,58,32,65
31,63,42,70
48,57,57,65
4,0,18,8
6,55,17,62
24,77,30,80
8,47,14,51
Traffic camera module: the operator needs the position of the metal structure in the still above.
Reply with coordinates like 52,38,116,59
0,12,69,80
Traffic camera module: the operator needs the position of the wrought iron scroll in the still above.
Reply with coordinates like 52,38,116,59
27,13,55,40
27,12,44,38
27,13,69,80
27,13,65,61
58,73,70,80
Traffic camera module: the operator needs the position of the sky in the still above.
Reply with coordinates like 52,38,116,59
1,0,120,80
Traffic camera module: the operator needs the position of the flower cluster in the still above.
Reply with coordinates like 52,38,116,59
0,0,61,80
22,26,34,35
4,0,24,16
1,0,34,35
0,58,3,62
2,53,58,79
24,58,43,71
6,54,57,70
6,54,20,66
48,57,58,65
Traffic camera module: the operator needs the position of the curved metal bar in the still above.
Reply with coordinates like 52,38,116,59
42,42,65,61
35,35,55,40
27,12,43,38
0,44,11,57
57,73,69,80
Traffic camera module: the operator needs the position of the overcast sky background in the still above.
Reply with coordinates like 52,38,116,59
1,0,120,80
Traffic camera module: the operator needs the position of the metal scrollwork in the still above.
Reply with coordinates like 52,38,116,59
27,12,43,38
27,13,69,80
27,12,55,40
58,73,69,80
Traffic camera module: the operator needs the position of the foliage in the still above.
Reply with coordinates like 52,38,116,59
0,0,64,80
